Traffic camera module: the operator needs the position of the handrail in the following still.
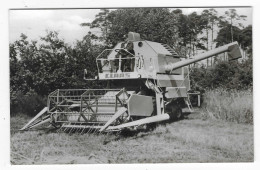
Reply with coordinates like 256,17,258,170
96,49,113,59
95,48,137,74
96,48,135,60
97,57,136,60
48,89,58,96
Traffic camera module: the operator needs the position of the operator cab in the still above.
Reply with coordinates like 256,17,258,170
91,32,183,80
96,32,140,74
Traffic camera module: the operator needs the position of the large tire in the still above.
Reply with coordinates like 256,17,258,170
167,102,183,121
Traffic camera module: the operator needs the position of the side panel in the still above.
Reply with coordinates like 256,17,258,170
156,74,185,87
128,94,154,116
133,41,157,78
165,87,188,98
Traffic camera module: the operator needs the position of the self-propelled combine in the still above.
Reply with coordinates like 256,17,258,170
21,32,242,132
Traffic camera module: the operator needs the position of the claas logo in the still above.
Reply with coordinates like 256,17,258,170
105,73,131,78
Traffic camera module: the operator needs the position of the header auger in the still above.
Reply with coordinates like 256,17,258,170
21,32,242,133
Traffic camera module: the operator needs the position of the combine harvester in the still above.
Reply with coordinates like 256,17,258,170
21,32,242,133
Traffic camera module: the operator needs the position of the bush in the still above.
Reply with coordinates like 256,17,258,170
190,59,253,92
10,90,47,117
201,89,253,124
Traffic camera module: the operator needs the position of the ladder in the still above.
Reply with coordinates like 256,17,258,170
184,97,194,112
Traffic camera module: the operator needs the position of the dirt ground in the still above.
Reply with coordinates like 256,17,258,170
10,110,254,164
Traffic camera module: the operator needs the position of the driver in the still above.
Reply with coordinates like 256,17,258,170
115,42,135,72
124,42,135,71
115,42,127,72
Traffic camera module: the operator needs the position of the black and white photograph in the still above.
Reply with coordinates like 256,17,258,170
4,1,255,167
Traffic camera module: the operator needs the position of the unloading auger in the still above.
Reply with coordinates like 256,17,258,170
20,32,242,133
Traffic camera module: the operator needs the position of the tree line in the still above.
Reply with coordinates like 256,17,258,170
10,8,252,116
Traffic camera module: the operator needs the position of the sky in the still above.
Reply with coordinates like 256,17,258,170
9,9,99,45
9,7,252,45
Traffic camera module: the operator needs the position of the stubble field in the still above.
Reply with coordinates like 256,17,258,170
10,109,254,164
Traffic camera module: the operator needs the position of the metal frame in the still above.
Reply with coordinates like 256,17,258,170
47,89,129,124
96,48,136,73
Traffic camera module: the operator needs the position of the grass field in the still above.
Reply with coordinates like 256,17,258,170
10,110,254,164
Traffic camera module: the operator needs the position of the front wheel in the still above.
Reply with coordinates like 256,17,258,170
167,103,183,121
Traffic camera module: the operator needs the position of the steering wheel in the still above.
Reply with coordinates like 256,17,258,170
115,49,128,56
115,49,123,55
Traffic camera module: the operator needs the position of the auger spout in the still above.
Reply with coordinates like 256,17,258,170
164,42,242,72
